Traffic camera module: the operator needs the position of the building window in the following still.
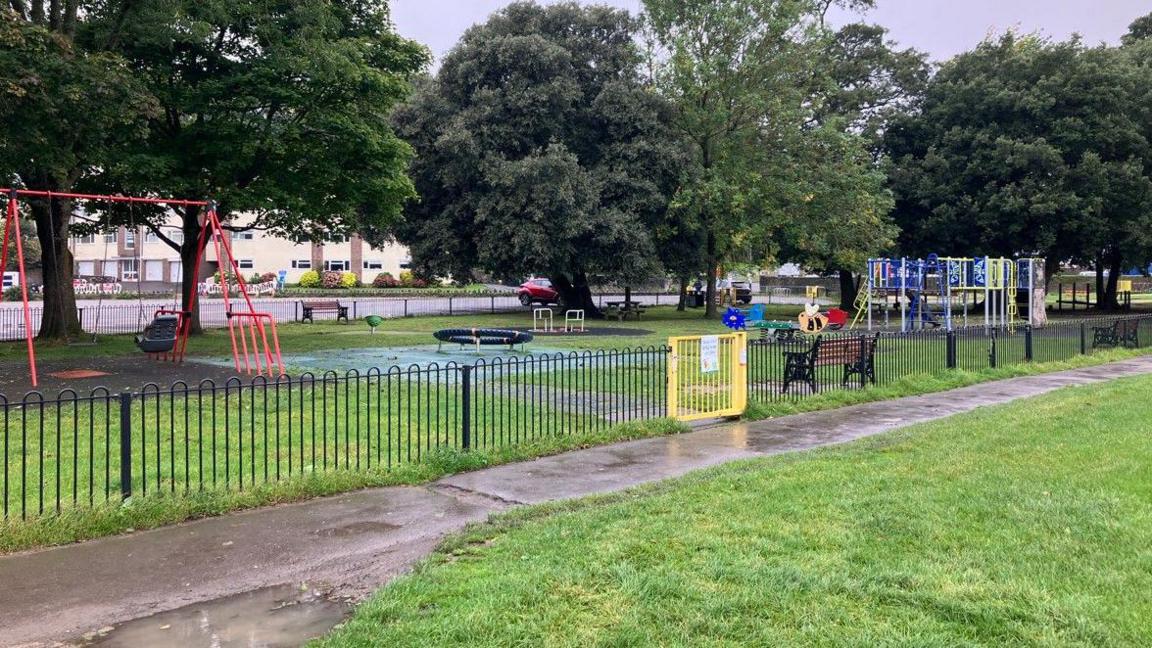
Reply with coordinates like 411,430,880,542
237,259,254,269
171,231,184,244
121,259,138,281
145,231,159,243
363,260,383,270
74,234,95,244
103,232,116,244
324,260,350,272
125,230,135,249
235,231,255,240
291,259,312,269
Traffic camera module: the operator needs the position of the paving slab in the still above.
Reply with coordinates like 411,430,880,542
1,355,1150,647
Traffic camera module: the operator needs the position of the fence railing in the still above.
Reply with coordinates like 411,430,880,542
2,315,1148,522
1,346,667,520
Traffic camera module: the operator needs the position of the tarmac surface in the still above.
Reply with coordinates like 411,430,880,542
2,355,1150,647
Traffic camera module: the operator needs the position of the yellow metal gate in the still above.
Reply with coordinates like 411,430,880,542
667,332,748,421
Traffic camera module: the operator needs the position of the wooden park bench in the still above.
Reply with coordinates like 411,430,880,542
299,300,349,323
1091,318,1139,349
781,333,880,394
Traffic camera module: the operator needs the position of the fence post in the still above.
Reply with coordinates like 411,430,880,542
294,300,299,322
989,329,997,368
403,298,408,318
1024,325,1033,361
460,365,472,450
491,295,495,313
1080,322,1087,355
449,296,453,316
946,330,957,369
78,307,84,332
353,300,358,319
118,392,133,500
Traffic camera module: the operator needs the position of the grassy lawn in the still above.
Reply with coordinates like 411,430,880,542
318,373,1152,647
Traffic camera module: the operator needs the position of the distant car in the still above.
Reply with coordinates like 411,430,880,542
716,279,753,304
517,278,559,306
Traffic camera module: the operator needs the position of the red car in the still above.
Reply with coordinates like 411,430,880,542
517,278,559,306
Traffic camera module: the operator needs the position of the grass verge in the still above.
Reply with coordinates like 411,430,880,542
745,345,1149,419
315,373,1152,646
0,418,686,554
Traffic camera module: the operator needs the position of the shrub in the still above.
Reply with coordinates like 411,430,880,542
298,270,321,288
339,271,359,288
372,272,398,288
259,271,277,284
411,278,428,288
398,270,414,287
3,286,21,301
321,270,343,289
248,272,264,284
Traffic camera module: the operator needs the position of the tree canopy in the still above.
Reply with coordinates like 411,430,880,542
885,25,1152,308
390,1,687,312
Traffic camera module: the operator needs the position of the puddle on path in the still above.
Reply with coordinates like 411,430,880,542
77,584,347,648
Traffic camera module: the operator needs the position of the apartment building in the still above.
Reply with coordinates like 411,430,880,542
70,215,411,290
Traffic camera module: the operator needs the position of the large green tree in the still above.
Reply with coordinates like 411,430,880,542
642,0,887,316
885,27,1152,310
390,1,686,314
0,4,155,338
800,20,928,309
95,0,427,328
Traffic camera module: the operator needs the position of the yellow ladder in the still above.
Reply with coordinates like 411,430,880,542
849,277,872,330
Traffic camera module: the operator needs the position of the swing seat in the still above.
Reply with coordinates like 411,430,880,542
136,315,179,353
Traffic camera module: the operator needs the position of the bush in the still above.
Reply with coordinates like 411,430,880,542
372,272,399,288
3,286,21,301
260,272,277,284
248,272,264,284
399,270,414,287
339,271,359,288
321,270,342,289
298,270,321,288
411,278,428,288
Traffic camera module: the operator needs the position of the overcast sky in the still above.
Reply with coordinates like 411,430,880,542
391,0,1150,67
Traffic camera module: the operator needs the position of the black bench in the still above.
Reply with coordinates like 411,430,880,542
300,300,349,323
1091,319,1139,349
782,334,879,394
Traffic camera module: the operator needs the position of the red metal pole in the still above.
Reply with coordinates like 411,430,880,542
0,195,13,302
7,195,38,386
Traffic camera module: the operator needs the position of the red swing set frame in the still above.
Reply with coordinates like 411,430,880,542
1,188,284,387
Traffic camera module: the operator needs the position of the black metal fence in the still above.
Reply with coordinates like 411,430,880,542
2,314,1148,522
1,347,667,520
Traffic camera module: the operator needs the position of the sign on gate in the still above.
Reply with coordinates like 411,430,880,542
667,332,748,421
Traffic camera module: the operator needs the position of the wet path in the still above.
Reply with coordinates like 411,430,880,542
3,356,1151,647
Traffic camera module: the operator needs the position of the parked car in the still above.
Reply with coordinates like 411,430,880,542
517,277,559,306
716,279,753,304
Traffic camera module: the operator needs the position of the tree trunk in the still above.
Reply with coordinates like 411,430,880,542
837,269,859,311
1101,248,1122,311
179,205,206,333
703,231,717,318
676,276,688,312
31,195,81,339
1094,254,1104,309
624,285,631,305
552,271,602,318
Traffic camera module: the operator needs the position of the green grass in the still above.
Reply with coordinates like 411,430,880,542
0,417,687,554
317,373,1152,647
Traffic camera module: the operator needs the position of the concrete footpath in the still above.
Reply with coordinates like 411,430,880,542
3,356,1151,647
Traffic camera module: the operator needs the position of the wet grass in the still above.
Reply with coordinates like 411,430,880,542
317,373,1152,647
0,417,688,553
